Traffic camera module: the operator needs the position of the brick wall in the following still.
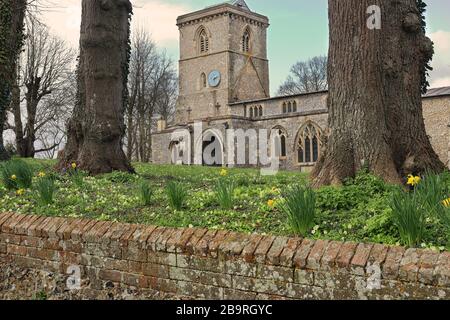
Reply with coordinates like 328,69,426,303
0,212,449,300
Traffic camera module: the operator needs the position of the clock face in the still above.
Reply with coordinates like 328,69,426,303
208,70,221,87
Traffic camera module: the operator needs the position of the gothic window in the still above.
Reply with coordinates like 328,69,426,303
296,122,322,164
249,107,254,118
293,101,297,112
201,73,207,88
242,28,250,53
259,106,263,117
199,28,209,53
282,102,287,114
288,102,292,113
272,128,287,159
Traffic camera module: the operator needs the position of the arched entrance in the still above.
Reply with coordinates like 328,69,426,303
196,129,224,166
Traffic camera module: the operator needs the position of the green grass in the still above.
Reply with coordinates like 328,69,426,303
0,158,449,250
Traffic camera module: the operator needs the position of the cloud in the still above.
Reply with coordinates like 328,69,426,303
133,0,190,45
429,30,450,88
40,0,191,48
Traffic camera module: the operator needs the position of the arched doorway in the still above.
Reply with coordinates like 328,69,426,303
198,129,224,166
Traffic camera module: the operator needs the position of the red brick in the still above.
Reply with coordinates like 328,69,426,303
119,224,139,247
56,218,81,240
128,261,143,274
154,228,178,252
0,212,14,227
143,263,169,278
367,243,389,266
399,248,420,282
435,251,450,287
48,219,71,239
63,240,82,253
321,241,343,270
382,246,406,280
15,215,40,235
0,233,21,245
42,238,63,251
0,243,6,254
72,219,96,240
174,228,197,254
123,273,147,288
279,238,302,267
418,249,440,285
27,216,50,237
98,269,122,283
219,232,252,259
27,247,59,261
59,251,81,265
241,234,263,263
254,235,276,264
336,242,358,269
185,228,208,254
193,230,218,257
7,244,27,256
266,237,289,265
41,217,65,238
33,217,55,237
165,228,186,253
146,227,166,251
133,225,158,248
109,223,132,243
82,221,109,243
147,277,178,293
306,240,329,270
2,213,28,233
350,243,374,275
207,230,230,258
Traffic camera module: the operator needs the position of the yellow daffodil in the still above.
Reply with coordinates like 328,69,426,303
16,189,25,196
71,162,77,169
442,198,450,208
220,169,228,177
10,174,17,181
267,199,275,208
38,171,46,178
407,174,421,187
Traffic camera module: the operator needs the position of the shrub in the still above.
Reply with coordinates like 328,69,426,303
35,176,56,205
0,159,33,190
166,181,187,210
280,185,316,237
390,189,426,247
139,181,154,206
215,178,235,209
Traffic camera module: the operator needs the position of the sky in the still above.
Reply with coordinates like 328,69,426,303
40,0,450,95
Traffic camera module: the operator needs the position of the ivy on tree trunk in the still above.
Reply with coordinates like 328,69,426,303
311,0,444,186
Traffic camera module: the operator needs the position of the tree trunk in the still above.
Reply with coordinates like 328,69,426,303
311,0,444,186
0,0,26,161
57,0,134,174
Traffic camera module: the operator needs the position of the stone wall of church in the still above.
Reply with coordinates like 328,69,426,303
423,96,450,167
155,95,450,172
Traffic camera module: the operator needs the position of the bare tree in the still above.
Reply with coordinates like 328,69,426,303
125,29,177,162
8,21,75,158
277,56,328,96
311,0,443,186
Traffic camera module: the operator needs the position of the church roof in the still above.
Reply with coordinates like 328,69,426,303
205,0,251,12
227,0,250,11
229,86,450,106
423,86,450,98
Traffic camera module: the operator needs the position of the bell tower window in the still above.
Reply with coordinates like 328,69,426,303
242,28,250,53
199,28,209,54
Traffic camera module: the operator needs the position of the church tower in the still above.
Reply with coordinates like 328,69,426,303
175,0,270,124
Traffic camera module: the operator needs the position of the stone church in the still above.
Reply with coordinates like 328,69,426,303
152,0,450,171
